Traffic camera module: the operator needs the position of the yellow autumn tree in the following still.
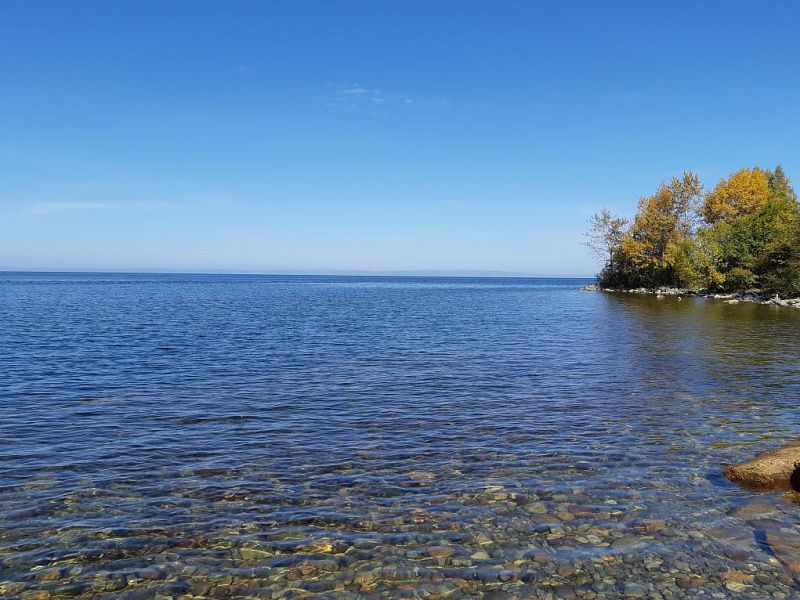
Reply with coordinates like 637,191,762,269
701,167,771,224
617,171,702,277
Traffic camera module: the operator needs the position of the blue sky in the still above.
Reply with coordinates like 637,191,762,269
2,1,799,275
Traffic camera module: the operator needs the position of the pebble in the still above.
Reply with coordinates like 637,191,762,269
4,470,800,600
428,546,455,559
21,593,51,600
483,590,511,600
623,582,649,597
630,519,666,534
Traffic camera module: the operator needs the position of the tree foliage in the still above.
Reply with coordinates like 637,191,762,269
584,209,628,262
590,165,800,296
758,214,800,296
768,165,797,202
700,167,771,224
621,171,702,271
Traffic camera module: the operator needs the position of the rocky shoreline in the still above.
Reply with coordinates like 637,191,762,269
582,284,800,308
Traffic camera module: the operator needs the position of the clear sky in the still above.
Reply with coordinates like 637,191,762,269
2,1,799,275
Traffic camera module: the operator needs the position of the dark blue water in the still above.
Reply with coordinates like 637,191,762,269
3,273,800,598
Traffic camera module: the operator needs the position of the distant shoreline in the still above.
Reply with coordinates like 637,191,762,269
0,270,594,279
583,284,800,308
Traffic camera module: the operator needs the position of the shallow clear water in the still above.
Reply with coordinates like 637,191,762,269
2,273,800,599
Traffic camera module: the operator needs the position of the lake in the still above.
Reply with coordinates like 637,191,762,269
2,273,800,598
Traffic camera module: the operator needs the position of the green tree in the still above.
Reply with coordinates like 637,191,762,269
704,177,800,290
759,217,800,296
768,164,797,202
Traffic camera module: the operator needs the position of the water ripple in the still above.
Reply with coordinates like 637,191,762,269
2,274,800,598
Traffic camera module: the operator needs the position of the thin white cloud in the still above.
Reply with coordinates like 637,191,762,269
21,200,188,217
338,85,370,96
329,84,451,116
25,202,116,216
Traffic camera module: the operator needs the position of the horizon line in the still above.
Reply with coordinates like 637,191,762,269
0,268,596,279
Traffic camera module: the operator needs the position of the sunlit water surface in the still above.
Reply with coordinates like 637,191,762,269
2,274,800,599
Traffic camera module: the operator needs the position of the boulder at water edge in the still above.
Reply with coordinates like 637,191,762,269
725,443,800,490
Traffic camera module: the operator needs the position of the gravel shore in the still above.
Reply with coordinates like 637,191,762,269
582,285,800,308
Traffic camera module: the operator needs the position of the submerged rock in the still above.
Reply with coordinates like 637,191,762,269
724,443,800,490
428,545,455,559
629,519,666,534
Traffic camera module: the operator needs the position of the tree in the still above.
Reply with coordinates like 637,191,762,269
663,235,724,290
616,171,703,285
700,167,799,290
584,209,628,263
701,167,771,224
587,165,800,294
759,217,800,296
768,164,797,202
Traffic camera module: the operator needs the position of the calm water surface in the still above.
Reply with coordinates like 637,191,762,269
2,274,800,599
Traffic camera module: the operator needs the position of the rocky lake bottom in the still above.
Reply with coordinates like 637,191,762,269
2,273,800,599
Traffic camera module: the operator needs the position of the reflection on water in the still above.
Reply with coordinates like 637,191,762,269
2,274,800,598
